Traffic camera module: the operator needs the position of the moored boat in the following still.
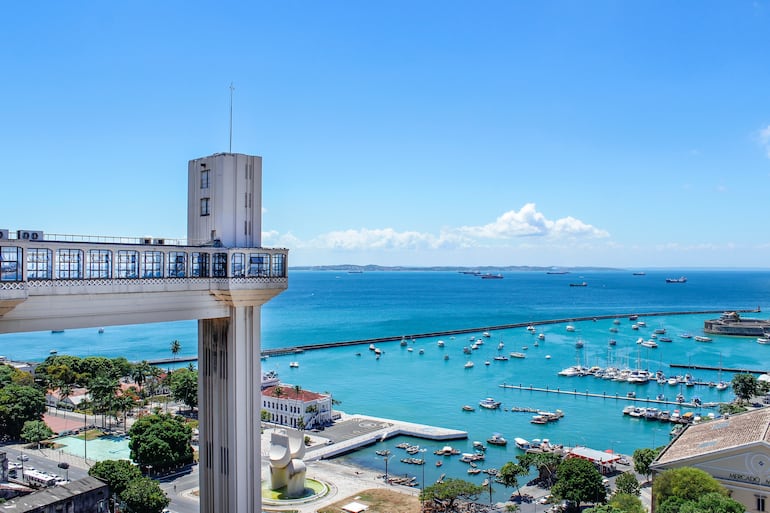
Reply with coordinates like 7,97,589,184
514,437,531,450
487,433,507,446
479,397,501,409
694,336,713,342
666,276,687,283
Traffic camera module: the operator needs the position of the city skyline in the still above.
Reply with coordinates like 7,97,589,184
2,2,770,268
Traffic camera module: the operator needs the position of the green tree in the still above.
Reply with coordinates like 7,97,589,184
120,475,169,513
170,340,181,361
613,471,640,496
88,459,143,498
128,413,193,470
517,450,562,486
498,461,527,499
732,373,759,402
21,420,54,449
632,447,657,483
420,478,484,512
607,493,645,513
652,467,727,511
261,409,271,422
168,367,198,411
88,375,120,427
0,384,46,439
551,458,606,512
131,361,153,398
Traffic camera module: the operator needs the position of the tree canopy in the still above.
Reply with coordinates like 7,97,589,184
0,384,46,440
128,413,193,470
21,420,54,449
652,467,728,511
168,367,198,411
498,461,527,498
551,457,606,511
89,459,143,498
612,471,640,496
120,475,169,513
632,447,659,482
420,478,484,512
731,373,759,402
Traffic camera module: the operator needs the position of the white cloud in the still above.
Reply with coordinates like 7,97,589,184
758,125,770,158
270,204,608,252
457,203,609,239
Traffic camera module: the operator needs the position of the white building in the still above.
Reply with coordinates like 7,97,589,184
262,385,333,430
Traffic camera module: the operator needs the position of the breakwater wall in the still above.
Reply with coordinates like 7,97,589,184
259,308,759,357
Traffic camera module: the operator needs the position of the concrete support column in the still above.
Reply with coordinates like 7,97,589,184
198,305,262,513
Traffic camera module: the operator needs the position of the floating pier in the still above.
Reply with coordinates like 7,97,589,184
498,383,711,409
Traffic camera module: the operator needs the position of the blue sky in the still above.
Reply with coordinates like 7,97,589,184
2,1,770,268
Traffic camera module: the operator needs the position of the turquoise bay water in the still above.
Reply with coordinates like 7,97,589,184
4,269,770,499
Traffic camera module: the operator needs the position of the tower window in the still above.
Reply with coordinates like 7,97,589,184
201,169,210,189
200,198,210,216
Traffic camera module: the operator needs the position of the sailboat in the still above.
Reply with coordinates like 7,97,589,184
716,354,728,391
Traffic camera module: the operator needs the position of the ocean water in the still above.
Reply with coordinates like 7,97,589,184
3,269,770,499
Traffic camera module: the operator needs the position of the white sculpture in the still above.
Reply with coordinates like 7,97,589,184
268,428,307,497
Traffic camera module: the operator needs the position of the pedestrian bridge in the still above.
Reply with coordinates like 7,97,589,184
0,233,288,333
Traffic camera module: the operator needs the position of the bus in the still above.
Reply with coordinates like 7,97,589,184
23,469,57,487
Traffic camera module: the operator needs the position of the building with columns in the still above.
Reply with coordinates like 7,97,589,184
261,385,333,430
0,152,287,513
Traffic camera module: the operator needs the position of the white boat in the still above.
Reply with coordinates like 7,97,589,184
694,336,713,343
716,381,729,391
261,370,280,388
538,333,545,340
679,333,693,339
464,361,474,369
497,342,504,350
510,352,526,359
289,361,299,368
640,340,658,348
437,340,445,347
407,347,414,352
369,344,376,351
482,331,491,338
527,325,536,333
479,397,501,409
487,433,507,446
493,355,509,361
575,339,584,348
514,437,531,450
566,325,576,332
758,337,770,345
558,365,586,376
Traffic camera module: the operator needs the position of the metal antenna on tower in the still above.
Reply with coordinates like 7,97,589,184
229,82,235,153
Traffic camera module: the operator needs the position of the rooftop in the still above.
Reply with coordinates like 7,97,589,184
654,408,770,466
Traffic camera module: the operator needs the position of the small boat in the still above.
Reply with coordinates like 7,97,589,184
510,352,526,359
637,321,647,327
436,461,442,467
437,340,445,347
654,328,666,334
609,327,618,333
482,331,491,338
400,337,407,346
289,361,299,368
575,339,584,348
659,337,673,343
608,339,617,346
716,381,729,391
497,341,504,350
538,333,545,340
694,336,713,343
530,415,547,424
514,437,531,450
369,344,376,351
566,325,576,332
468,468,481,474
758,337,770,345
49,349,58,355
679,333,693,339
487,434,507,446
462,405,475,412
407,347,414,352
629,314,639,321
51,330,64,334
641,340,658,348
418,348,424,354
479,397,501,409
665,276,687,283
484,361,491,366
444,354,450,360
493,355,509,361
464,361,474,369
98,327,104,334
526,325,536,333
569,282,587,287
480,273,503,279
473,441,487,451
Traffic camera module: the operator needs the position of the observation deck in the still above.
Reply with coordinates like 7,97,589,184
0,231,288,333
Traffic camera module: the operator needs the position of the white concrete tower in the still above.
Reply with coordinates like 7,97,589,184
188,152,277,513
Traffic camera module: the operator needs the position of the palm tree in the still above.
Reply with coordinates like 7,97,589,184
131,361,152,398
170,340,181,361
58,383,72,414
87,376,119,428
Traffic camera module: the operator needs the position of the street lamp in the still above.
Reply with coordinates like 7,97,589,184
419,448,427,511
379,450,392,484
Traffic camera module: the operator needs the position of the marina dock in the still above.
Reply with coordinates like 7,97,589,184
498,383,711,409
